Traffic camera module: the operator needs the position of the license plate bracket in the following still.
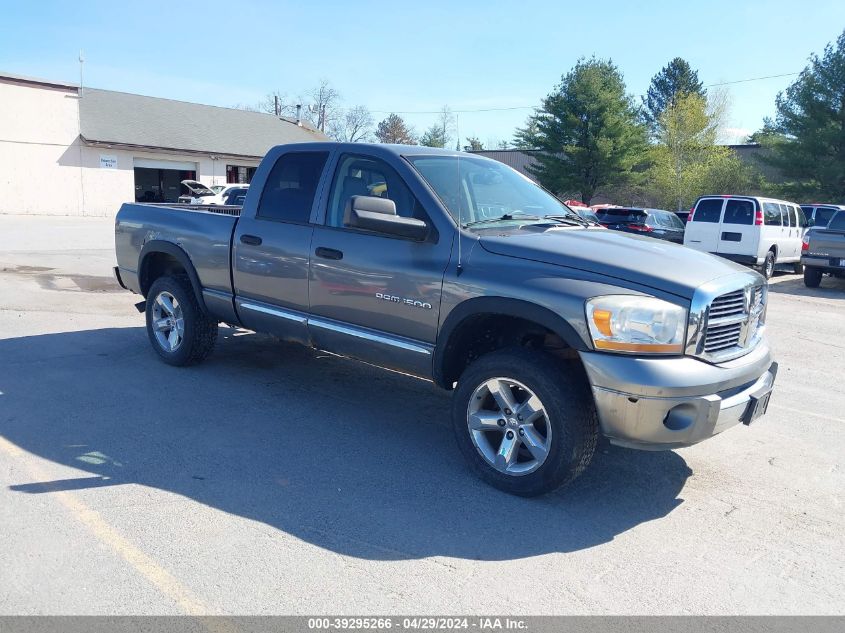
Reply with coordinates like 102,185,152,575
741,389,773,425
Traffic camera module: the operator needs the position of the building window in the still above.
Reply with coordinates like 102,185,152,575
226,164,257,184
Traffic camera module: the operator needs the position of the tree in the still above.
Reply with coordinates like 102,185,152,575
420,125,447,148
300,80,341,132
514,58,648,205
233,90,295,116
329,105,374,142
375,113,417,144
642,58,705,133
755,29,845,200
421,106,455,148
646,92,754,210
465,136,484,151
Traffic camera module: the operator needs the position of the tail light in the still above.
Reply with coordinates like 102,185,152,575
802,238,809,252
755,209,764,225
627,223,653,232
687,206,695,222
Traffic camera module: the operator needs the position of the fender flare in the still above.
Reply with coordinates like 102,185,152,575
432,296,589,388
138,240,207,312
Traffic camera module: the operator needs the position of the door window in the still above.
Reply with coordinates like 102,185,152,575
256,152,329,223
814,207,837,226
326,155,424,229
787,206,797,228
796,206,808,228
763,202,783,226
692,199,722,222
828,212,845,230
723,199,755,225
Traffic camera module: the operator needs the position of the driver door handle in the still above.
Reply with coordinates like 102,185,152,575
315,247,343,260
240,234,262,246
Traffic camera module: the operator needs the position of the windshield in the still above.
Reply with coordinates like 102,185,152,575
407,155,577,227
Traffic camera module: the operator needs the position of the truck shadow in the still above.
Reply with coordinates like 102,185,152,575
0,327,691,561
768,274,845,298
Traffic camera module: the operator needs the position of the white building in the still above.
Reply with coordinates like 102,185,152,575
0,72,327,217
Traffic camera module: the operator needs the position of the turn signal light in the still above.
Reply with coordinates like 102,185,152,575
755,209,764,225
802,238,809,252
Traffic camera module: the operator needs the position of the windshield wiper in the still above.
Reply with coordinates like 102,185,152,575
463,213,543,228
543,214,593,227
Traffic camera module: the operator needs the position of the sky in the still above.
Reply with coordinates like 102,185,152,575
1,0,844,147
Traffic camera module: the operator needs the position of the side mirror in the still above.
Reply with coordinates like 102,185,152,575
345,195,429,241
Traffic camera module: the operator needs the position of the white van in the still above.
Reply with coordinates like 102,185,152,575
683,195,807,278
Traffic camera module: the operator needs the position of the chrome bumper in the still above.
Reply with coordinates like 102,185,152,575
579,341,776,450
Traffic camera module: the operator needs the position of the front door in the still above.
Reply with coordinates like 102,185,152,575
308,153,452,378
233,150,331,344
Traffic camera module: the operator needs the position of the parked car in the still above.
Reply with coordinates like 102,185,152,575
683,195,807,279
676,209,692,224
223,187,249,206
800,203,845,229
572,207,601,224
114,143,777,497
801,210,845,287
177,180,217,204
205,183,250,206
595,207,685,243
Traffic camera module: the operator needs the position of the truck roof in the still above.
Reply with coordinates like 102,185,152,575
266,142,490,159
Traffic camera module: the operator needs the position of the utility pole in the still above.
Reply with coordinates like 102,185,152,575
78,50,85,96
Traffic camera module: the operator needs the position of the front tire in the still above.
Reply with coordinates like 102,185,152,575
146,276,218,366
451,347,598,497
804,266,823,288
793,261,804,274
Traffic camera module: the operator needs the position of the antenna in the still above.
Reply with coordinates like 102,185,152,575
78,50,84,96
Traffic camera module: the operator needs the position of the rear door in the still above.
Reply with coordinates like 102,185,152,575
716,198,757,256
232,150,331,344
684,198,724,252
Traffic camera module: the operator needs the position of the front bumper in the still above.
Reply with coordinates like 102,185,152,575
579,341,776,449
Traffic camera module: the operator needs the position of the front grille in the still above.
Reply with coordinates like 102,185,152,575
708,289,745,319
700,285,765,360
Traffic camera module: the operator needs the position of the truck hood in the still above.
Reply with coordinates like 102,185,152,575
477,227,750,299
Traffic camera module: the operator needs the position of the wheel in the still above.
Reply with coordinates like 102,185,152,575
146,275,218,366
451,347,599,497
793,261,804,274
761,250,776,279
804,266,823,288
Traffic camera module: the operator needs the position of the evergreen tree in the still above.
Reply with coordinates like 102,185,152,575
374,113,417,145
643,58,705,132
756,29,845,199
514,57,648,205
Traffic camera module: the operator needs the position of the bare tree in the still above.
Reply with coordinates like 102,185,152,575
233,90,295,116
329,105,374,142
300,80,342,132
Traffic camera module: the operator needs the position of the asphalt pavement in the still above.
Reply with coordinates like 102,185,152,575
0,215,843,615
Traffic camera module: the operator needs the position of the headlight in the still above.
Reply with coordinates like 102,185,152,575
585,295,687,354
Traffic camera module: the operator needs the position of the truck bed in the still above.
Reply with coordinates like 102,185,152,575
114,202,239,299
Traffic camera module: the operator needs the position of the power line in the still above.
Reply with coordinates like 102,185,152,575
705,72,800,87
369,72,801,115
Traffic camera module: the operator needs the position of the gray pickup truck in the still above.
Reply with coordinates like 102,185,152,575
802,210,845,288
114,143,778,496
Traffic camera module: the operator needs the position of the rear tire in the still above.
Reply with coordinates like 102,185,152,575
146,275,218,366
804,266,823,288
451,347,599,497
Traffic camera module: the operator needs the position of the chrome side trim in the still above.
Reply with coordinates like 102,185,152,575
237,299,433,355
309,316,433,355
203,288,234,301
239,300,308,324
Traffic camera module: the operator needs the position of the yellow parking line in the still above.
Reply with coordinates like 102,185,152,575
0,434,239,632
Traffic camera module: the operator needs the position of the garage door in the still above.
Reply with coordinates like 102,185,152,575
133,158,198,171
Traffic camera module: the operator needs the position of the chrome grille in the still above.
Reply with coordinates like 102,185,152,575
699,284,766,361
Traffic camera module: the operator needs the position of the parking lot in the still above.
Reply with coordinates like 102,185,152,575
1,214,843,615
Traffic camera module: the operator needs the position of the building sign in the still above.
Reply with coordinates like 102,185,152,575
99,154,118,169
